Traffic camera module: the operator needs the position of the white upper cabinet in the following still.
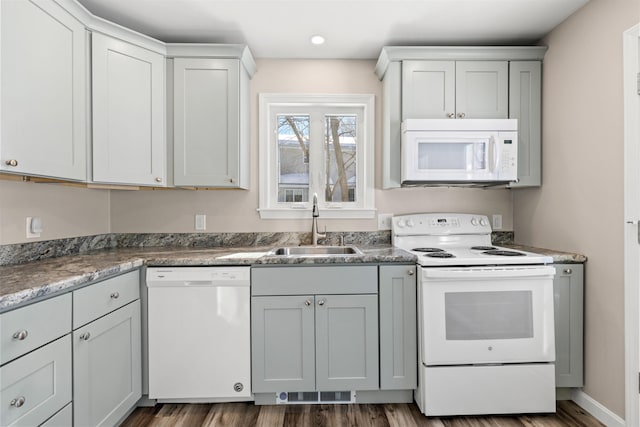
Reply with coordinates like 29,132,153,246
92,33,165,186
169,46,254,189
402,60,508,119
455,61,508,119
0,0,87,181
377,46,547,189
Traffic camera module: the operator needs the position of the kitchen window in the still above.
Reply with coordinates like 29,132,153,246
258,94,375,219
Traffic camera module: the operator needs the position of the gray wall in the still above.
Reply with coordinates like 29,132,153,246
513,0,639,417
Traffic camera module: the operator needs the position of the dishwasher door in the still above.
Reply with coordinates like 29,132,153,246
147,267,251,401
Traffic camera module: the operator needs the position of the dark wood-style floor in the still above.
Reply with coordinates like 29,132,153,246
122,400,605,427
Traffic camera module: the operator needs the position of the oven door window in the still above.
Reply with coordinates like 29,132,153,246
444,291,533,340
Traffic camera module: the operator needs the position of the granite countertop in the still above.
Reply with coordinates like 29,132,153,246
504,244,588,264
0,243,587,313
0,245,415,312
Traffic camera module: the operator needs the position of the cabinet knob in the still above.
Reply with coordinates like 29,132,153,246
563,268,573,275
318,299,326,306
12,330,28,341
230,178,234,183
80,332,91,341
407,270,415,276
304,299,312,306
447,113,455,118
110,292,120,299
457,112,466,119
10,396,26,408
5,159,18,167
155,177,162,183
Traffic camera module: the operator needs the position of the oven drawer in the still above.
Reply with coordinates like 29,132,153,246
419,266,555,365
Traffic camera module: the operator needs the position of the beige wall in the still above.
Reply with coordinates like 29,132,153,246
513,0,639,417
110,59,513,233
0,179,110,244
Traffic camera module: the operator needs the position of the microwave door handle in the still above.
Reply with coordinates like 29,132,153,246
488,136,498,172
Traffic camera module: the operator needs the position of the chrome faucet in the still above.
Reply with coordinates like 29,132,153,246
311,193,326,246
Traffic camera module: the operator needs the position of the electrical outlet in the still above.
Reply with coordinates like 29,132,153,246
378,213,393,230
492,214,503,230
195,214,206,231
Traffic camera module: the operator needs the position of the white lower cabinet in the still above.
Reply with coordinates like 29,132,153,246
73,300,142,427
0,335,72,427
41,403,73,427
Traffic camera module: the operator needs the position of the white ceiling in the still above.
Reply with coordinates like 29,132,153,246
76,0,589,59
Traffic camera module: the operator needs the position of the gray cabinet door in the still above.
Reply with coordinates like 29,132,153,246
173,58,242,187
379,265,417,390
315,294,379,391
0,0,87,181
509,61,542,187
402,61,455,119
73,300,142,427
252,295,316,392
92,33,165,186
455,61,508,119
553,264,584,387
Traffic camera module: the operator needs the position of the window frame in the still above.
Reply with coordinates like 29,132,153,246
258,93,375,219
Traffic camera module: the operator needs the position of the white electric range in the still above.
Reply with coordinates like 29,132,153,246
392,213,556,416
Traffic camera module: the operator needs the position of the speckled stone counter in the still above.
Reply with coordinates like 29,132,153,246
0,245,416,312
0,232,587,313
505,244,588,264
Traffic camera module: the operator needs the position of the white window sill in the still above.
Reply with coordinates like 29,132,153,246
258,208,377,220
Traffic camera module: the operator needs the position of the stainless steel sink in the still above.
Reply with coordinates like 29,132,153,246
268,245,363,256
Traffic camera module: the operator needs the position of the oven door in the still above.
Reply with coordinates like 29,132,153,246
420,266,555,366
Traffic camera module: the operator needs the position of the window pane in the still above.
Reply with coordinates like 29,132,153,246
324,115,357,202
277,115,310,203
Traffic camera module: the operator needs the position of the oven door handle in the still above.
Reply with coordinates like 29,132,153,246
423,266,555,280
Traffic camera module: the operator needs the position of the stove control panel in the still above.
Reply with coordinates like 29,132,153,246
392,213,492,236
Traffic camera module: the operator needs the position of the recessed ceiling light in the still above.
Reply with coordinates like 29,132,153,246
310,35,325,45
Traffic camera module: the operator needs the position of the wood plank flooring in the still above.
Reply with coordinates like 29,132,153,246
121,400,605,427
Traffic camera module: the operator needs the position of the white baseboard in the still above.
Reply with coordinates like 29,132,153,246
572,389,625,427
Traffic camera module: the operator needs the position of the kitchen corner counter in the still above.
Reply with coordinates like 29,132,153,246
0,245,415,312
505,244,588,264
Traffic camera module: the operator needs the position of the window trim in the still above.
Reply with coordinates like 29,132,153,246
258,93,376,219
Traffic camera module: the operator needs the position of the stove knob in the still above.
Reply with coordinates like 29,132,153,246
479,218,488,226
397,220,406,228
471,217,479,226
406,220,414,227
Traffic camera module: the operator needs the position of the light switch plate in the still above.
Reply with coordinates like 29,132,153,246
378,213,393,230
492,214,503,230
195,214,206,231
26,217,42,238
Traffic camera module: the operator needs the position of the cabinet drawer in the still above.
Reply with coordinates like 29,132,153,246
252,266,378,295
1,294,72,365
41,402,72,427
0,335,72,427
73,270,140,329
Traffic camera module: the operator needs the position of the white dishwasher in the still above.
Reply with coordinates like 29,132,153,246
147,267,251,401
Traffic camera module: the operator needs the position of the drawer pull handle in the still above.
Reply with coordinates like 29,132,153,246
12,330,28,340
5,159,18,167
110,292,120,299
563,269,573,275
80,332,91,341
10,396,26,408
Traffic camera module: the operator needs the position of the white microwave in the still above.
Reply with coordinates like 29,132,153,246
401,119,518,185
